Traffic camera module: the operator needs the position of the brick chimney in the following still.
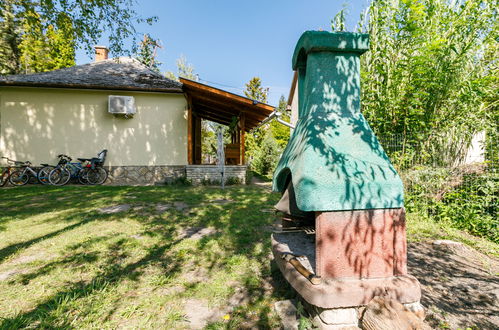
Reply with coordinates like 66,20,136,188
94,46,109,62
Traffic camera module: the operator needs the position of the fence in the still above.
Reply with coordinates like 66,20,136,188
379,134,498,243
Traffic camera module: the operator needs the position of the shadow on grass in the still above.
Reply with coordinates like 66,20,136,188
0,185,289,328
0,217,98,263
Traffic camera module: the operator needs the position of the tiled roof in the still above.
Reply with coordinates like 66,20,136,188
0,57,182,92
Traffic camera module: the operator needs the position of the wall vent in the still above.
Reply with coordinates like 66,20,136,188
108,95,136,117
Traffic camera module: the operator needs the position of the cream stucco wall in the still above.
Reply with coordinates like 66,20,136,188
0,87,188,166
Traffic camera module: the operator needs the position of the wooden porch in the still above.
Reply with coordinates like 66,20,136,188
181,78,274,165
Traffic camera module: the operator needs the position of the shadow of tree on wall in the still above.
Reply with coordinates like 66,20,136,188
0,88,187,168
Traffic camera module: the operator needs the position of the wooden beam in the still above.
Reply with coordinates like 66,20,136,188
187,95,193,165
180,77,275,112
194,105,261,129
194,108,233,126
191,93,270,122
240,113,246,165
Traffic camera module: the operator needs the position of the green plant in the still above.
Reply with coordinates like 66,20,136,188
349,0,497,168
225,177,241,186
167,175,192,186
245,170,254,185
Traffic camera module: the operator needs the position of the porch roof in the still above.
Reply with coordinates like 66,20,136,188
180,78,275,131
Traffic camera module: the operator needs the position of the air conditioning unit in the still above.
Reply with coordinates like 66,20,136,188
108,95,136,117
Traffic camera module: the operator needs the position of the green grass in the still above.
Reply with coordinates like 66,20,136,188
1,185,497,329
0,185,292,329
406,212,499,257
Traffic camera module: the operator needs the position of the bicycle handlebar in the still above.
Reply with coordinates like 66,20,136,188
57,154,72,161
2,156,24,165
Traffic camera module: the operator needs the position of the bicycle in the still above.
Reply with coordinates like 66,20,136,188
48,150,108,185
0,157,24,187
48,155,82,186
8,160,41,186
77,150,108,185
38,155,69,185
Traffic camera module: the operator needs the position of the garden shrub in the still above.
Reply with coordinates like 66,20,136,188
403,164,498,243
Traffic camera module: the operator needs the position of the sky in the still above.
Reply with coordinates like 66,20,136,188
76,0,368,106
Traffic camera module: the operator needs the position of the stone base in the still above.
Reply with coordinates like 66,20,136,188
103,165,247,185
271,233,421,309
301,298,424,329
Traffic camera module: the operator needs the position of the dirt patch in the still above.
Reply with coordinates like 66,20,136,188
173,201,189,211
183,298,225,328
183,287,251,328
408,241,499,329
98,204,131,214
178,227,218,240
0,269,23,281
155,203,171,213
208,199,234,205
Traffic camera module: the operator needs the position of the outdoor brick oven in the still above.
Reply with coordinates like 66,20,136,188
272,31,422,328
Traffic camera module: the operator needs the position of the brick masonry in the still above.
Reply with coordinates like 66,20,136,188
105,165,247,185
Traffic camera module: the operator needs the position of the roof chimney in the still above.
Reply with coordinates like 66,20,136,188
94,46,109,62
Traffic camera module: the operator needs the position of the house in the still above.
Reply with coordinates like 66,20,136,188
0,47,274,185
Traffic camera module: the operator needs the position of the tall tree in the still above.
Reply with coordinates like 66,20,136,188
136,34,161,72
165,55,198,81
0,0,155,75
349,0,498,166
244,77,269,103
269,95,291,148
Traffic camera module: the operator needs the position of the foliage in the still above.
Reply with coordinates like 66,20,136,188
0,1,21,74
135,34,161,72
353,0,498,167
0,0,154,75
269,95,291,149
243,78,291,176
251,132,281,176
244,77,269,103
165,55,198,81
403,165,498,243
165,175,192,186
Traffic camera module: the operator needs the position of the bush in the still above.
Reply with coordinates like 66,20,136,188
165,176,192,186
251,133,281,177
403,165,498,243
225,177,242,186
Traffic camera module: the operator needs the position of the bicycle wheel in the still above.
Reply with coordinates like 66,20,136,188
37,166,54,185
86,167,108,185
77,168,89,185
49,167,71,186
0,169,9,187
9,170,29,186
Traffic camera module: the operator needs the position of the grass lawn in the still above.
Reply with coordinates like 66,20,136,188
0,185,293,329
0,185,497,329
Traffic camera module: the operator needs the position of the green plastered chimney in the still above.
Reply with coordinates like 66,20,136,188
273,31,404,211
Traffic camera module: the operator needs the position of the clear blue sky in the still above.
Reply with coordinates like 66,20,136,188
76,0,367,105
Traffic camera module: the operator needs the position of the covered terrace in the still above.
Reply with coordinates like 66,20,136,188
181,77,275,165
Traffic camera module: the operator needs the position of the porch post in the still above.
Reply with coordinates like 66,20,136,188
187,96,193,165
240,113,245,165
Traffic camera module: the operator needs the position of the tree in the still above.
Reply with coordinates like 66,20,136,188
165,55,198,81
136,34,161,72
269,95,291,148
0,1,21,74
243,76,283,176
346,0,498,167
17,15,75,73
244,77,269,103
0,0,155,75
